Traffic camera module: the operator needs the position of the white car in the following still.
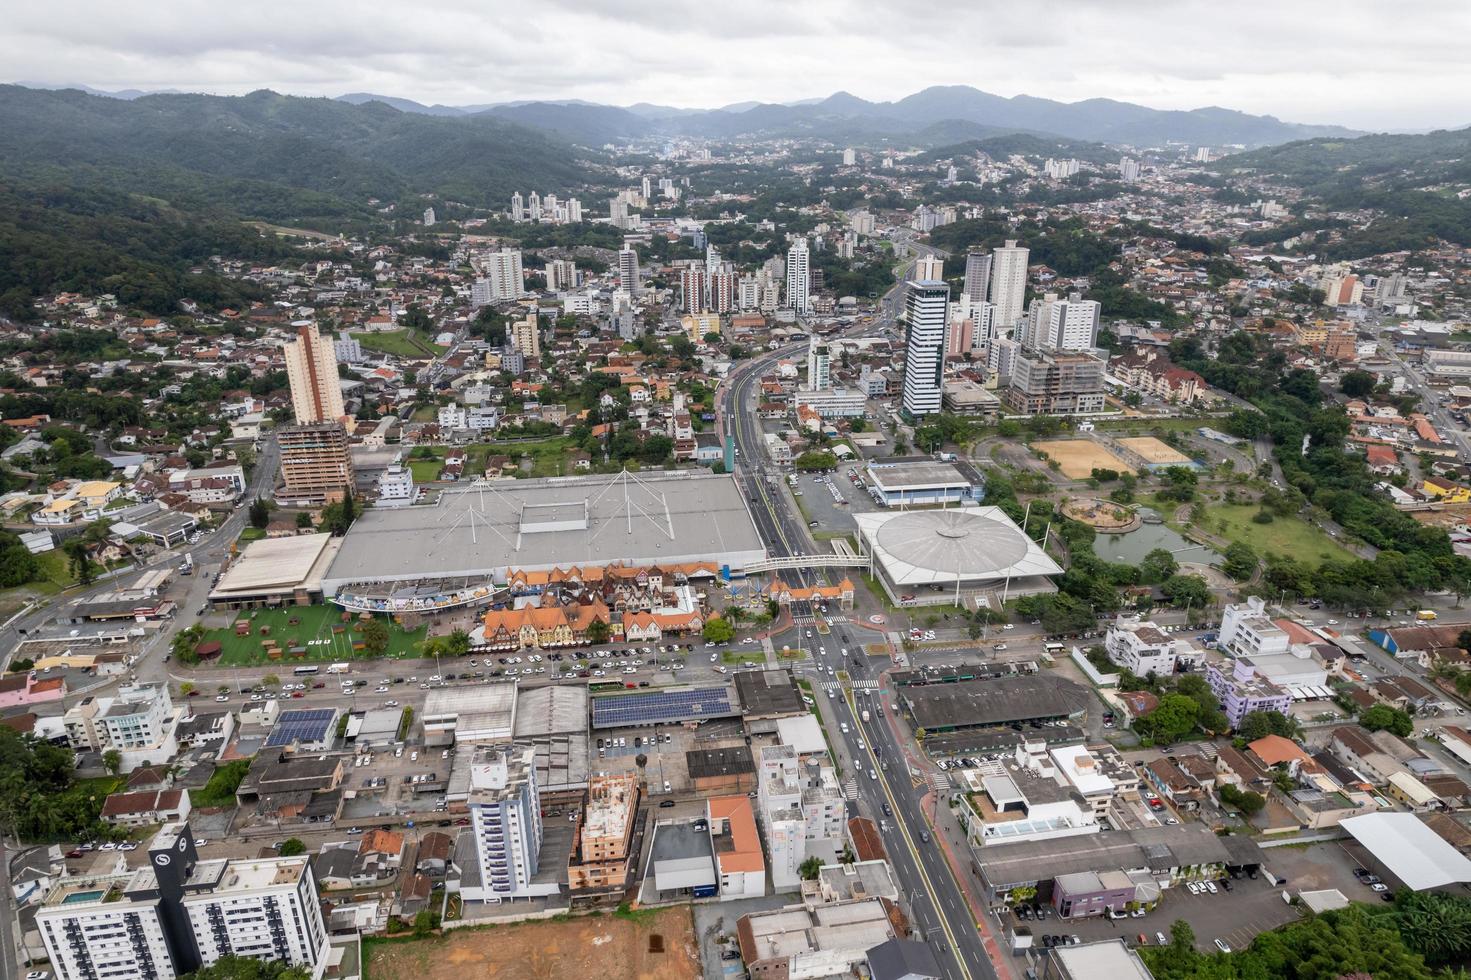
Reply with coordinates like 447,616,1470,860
869,769,878,780
1001,624,1015,630
375,686,389,693
384,700,399,708
214,694,229,702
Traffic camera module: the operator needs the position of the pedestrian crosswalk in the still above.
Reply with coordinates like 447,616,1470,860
842,776,859,800
816,679,879,692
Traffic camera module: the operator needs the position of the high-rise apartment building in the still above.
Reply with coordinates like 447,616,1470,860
527,192,542,222
806,339,832,390
545,259,578,292
710,270,737,314
510,191,525,222
422,207,435,227
842,147,856,166
1119,157,1141,181
680,265,708,313
617,245,640,294
278,422,354,505
510,313,540,359
37,823,327,980
640,176,653,201
962,251,992,303
566,197,582,223
1025,292,1100,352
786,238,811,315
485,249,525,302
470,279,493,308
901,280,950,418
989,239,1030,329
282,322,345,425
914,254,944,282
466,743,544,901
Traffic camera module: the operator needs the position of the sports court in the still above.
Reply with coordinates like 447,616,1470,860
1033,439,1135,479
1118,436,1192,466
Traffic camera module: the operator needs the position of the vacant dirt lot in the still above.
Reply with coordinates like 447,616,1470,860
368,907,700,980
1033,439,1134,479
1117,436,1191,465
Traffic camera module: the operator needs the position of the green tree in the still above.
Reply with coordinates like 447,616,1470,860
1219,782,1266,815
63,537,94,586
1223,541,1258,580
1138,693,1200,744
295,511,314,528
412,908,439,938
248,497,270,529
1340,370,1377,398
1360,704,1413,737
703,616,735,644
261,674,280,688
1235,709,1301,741
1139,548,1180,585
444,628,471,657
362,618,390,657
799,856,823,880
180,954,311,980
277,837,306,857
585,618,610,645
1160,574,1210,609
102,748,122,776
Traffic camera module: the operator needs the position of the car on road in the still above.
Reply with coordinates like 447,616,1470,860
1371,883,1389,892
1215,939,1233,953
193,839,207,847
214,694,229,702
869,769,877,780
384,700,399,708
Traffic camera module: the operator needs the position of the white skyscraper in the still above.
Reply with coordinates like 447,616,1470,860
842,147,856,166
510,192,525,222
609,197,629,229
641,176,653,201
528,191,542,221
486,249,525,302
962,251,992,303
467,743,544,901
806,338,832,390
567,197,582,222
1119,157,1141,182
989,239,1030,329
617,246,640,294
680,265,708,313
422,207,436,227
901,279,950,417
471,279,493,308
546,259,578,292
786,237,811,315
756,745,845,893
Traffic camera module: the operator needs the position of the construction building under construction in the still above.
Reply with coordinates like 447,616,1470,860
319,470,767,601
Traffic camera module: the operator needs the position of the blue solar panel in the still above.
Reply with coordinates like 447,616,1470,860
591,687,735,728
265,708,337,747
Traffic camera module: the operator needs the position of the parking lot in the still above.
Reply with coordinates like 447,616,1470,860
1019,872,1298,955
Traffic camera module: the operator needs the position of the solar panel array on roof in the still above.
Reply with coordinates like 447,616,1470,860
591,686,737,729
265,708,337,747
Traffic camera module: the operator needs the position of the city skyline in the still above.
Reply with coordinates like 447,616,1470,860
4,0,1470,130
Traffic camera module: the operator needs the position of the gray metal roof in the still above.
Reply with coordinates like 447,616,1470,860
322,470,766,589
856,507,1063,586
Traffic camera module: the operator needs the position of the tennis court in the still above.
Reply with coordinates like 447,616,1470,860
201,606,427,666
1033,439,1135,479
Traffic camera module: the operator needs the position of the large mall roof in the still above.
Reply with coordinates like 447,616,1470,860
322,470,766,592
854,507,1062,586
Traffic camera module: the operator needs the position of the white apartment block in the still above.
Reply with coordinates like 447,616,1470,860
465,743,557,900
484,249,525,302
1219,596,1290,659
1104,616,1202,677
378,460,414,506
38,824,326,980
282,322,344,425
756,744,845,892
806,339,832,391
1025,292,1100,352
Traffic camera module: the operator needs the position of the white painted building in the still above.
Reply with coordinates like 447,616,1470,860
465,742,557,900
756,744,846,892
900,280,949,417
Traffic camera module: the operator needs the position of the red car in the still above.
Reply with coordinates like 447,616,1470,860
66,849,83,859
291,691,305,698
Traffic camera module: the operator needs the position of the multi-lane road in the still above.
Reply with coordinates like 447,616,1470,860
716,269,1002,980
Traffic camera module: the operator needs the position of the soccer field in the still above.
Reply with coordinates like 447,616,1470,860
1034,439,1135,479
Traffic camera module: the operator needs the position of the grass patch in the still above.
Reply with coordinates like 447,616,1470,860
470,437,578,478
20,550,75,595
201,605,428,666
190,758,250,808
238,526,266,542
1198,504,1356,566
408,459,444,483
860,574,902,614
351,329,445,358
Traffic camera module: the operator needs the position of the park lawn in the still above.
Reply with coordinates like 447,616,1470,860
1205,504,1357,566
202,605,427,666
26,550,75,595
350,329,446,358
238,526,266,543
408,459,444,483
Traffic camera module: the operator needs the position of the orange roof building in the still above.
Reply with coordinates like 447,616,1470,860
708,795,765,895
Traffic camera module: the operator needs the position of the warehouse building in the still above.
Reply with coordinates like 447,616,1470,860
896,671,1089,734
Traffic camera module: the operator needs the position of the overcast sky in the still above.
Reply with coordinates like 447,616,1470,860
5,0,1469,131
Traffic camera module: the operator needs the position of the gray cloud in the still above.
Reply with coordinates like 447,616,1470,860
3,0,1469,129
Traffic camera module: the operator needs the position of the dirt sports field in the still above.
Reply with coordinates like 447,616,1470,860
367,907,700,980
1033,439,1135,479
1117,436,1191,466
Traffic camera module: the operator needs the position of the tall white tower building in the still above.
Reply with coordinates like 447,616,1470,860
283,322,345,424
486,249,525,302
914,254,944,282
467,743,543,900
806,338,832,391
989,239,1030,329
786,238,811,315
962,251,992,303
617,246,640,294
901,279,950,418
510,192,525,222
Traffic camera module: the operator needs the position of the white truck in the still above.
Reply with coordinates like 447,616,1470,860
326,663,351,674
